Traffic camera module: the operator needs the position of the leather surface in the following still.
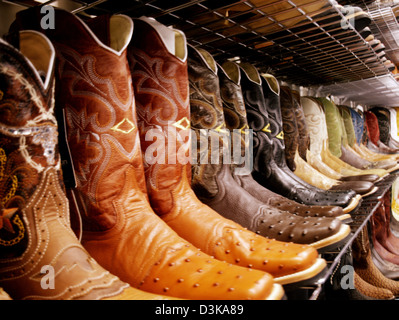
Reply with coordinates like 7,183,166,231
128,18,318,281
365,111,399,154
0,30,158,300
10,9,282,300
354,271,394,299
291,89,310,161
238,64,357,208
279,86,298,171
219,65,345,219
352,226,399,296
188,47,343,246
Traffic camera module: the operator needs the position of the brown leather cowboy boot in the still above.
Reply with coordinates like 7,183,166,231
0,30,175,300
128,16,326,285
218,63,348,221
10,8,284,300
188,45,347,257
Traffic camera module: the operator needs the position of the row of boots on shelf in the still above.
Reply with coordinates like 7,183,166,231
0,6,398,300
327,178,399,300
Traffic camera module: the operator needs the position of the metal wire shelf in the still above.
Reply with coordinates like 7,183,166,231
317,73,399,106
3,0,392,88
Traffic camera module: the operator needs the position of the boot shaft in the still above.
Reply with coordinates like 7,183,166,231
0,31,59,260
261,74,287,168
187,45,226,199
279,86,299,171
291,89,310,161
218,61,253,175
128,17,192,216
11,8,146,232
238,62,274,173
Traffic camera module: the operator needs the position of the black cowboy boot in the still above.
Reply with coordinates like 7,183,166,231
238,62,361,214
219,61,349,221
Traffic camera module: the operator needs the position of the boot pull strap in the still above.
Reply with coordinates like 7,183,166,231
67,188,83,243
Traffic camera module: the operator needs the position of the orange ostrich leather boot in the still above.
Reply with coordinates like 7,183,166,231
128,16,325,285
9,7,283,300
0,30,179,300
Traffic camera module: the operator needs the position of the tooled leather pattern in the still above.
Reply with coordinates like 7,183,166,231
262,79,286,167
58,46,145,231
129,20,191,217
239,68,274,175
365,111,380,146
218,64,249,165
188,46,225,199
0,36,130,300
319,98,343,158
350,108,365,145
291,90,310,161
302,97,327,157
372,108,391,146
279,87,298,171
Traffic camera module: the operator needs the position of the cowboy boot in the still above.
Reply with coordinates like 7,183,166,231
219,62,348,222
370,208,399,280
128,16,326,286
0,29,176,301
302,97,382,183
352,225,399,296
238,62,360,214
380,191,399,255
320,97,397,172
365,111,399,155
339,106,399,168
280,87,376,196
372,107,393,146
286,89,376,196
10,8,285,300
0,288,11,300
187,44,347,259
314,98,393,177
354,272,394,300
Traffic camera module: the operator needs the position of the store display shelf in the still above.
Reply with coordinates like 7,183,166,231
368,4,399,66
4,0,391,88
297,171,399,300
317,74,399,106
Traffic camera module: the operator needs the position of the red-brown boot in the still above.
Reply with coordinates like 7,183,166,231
0,29,176,300
9,7,283,300
128,16,326,285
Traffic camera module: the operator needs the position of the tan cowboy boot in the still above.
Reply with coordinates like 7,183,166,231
10,8,284,300
128,16,325,286
0,30,176,300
